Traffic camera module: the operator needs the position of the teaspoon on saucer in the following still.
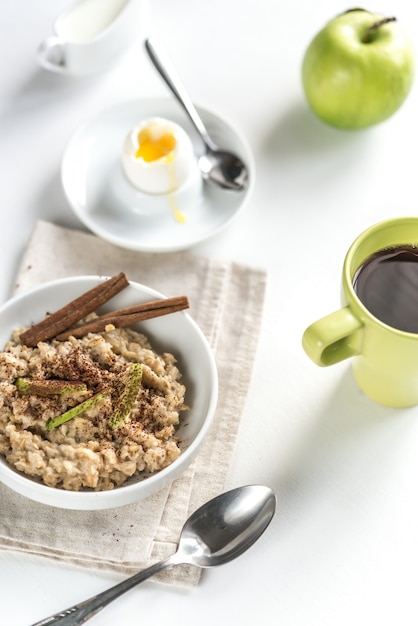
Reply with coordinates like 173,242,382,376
145,37,249,191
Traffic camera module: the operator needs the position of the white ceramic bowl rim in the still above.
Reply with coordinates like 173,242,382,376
0,276,218,510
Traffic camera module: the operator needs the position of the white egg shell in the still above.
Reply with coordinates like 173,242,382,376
122,117,195,194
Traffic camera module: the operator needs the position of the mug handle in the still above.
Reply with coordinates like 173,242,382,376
37,36,67,73
302,306,363,366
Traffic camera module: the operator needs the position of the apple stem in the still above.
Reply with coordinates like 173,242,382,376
363,16,397,43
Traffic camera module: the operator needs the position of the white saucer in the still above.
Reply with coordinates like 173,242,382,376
61,97,254,252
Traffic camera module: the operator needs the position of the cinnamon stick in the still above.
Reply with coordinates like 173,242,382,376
55,296,190,341
98,295,188,319
19,273,129,347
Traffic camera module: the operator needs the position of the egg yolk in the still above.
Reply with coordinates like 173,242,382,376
135,126,177,162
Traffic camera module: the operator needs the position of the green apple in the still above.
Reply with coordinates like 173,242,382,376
302,8,415,129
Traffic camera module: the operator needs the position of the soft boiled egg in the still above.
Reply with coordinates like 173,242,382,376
122,117,195,195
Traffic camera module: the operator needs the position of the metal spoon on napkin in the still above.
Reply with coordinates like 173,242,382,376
145,37,249,191
30,485,276,625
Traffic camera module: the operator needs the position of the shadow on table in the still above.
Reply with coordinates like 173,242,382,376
260,100,374,163
34,166,87,232
270,366,417,511
2,67,102,120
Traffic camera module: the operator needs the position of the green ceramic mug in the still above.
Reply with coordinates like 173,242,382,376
302,217,418,407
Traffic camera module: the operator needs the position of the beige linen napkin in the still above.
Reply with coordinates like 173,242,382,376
0,220,267,587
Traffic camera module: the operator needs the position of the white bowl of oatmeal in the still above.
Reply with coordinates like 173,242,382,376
0,276,218,510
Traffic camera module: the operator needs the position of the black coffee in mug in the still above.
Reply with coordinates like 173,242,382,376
353,245,418,333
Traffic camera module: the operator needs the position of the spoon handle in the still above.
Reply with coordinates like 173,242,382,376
29,557,174,626
145,37,216,151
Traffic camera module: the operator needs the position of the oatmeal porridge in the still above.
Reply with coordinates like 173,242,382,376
0,323,187,491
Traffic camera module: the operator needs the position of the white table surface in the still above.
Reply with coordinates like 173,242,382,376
2,1,418,624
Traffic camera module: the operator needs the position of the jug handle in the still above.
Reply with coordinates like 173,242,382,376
37,36,67,73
